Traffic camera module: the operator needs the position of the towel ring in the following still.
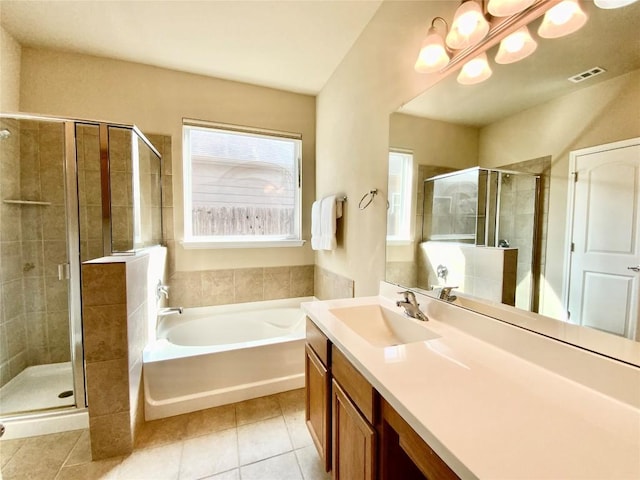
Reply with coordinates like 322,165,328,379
358,189,378,210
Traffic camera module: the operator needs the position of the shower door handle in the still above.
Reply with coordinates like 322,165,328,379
628,266,640,273
58,263,70,280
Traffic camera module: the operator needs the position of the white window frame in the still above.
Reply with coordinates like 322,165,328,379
182,120,303,249
387,150,414,245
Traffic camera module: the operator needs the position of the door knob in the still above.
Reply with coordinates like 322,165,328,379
628,266,640,272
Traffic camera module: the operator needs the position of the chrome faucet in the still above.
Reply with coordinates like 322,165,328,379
396,291,428,321
156,281,169,301
438,286,458,302
158,307,183,316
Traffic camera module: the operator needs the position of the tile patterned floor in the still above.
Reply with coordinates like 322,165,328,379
0,388,330,480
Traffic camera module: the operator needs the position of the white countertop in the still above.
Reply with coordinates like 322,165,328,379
302,294,640,479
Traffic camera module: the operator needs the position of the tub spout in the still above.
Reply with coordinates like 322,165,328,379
158,307,184,316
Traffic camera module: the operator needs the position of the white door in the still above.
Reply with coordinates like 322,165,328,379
567,138,640,340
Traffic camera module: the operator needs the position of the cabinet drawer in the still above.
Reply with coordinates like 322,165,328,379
306,317,330,367
332,345,376,423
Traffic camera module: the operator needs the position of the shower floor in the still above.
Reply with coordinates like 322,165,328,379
0,362,75,416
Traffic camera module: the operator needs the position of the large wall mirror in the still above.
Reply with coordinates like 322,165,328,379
386,0,640,365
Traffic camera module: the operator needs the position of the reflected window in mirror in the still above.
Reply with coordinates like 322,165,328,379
387,150,413,244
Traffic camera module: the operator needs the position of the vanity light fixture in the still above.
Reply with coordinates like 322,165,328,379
414,17,450,74
495,25,537,64
446,0,490,50
488,0,535,17
594,0,638,8
457,52,493,85
538,0,588,38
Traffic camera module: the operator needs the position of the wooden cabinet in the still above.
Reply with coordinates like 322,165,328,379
305,316,458,480
380,399,459,480
332,379,376,480
305,319,331,472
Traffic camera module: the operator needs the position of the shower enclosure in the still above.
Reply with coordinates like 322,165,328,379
0,114,162,435
422,167,540,310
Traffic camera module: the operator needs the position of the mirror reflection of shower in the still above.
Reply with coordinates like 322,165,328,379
421,167,540,311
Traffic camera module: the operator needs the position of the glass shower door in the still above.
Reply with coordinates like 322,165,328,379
0,117,83,416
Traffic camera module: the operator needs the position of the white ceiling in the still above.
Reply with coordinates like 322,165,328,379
0,0,383,95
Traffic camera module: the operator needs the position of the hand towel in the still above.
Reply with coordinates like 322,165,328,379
320,195,337,250
311,200,322,250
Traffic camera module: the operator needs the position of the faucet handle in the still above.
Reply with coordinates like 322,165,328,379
156,280,169,300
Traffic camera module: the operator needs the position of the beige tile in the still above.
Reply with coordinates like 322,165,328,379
239,451,302,480
185,404,236,438
19,207,41,241
117,442,182,480
1,430,82,480
5,316,27,359
0,437,27,468
89,412,133,460
179,428,238,480
201,270,234,306
202,469,240,480
64,430,92,467
0,241,23,282
277,388,305,415
290,265,314,298
168,271,203,308
236,395,282,426
295,445,330,480
134,414,189,450
82,263,126,307
86,358,130,417
264,267,290,300
233,268,264,304
237,416,292,465
55,456,122,480
41,240,67,276
45,275,69,312
83,304,128,363
125,256,148,315
2,280,24,319
283,408,313,450
42,206,68,241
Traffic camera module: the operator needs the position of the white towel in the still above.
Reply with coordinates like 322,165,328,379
320,195,337,251
311,200,322,250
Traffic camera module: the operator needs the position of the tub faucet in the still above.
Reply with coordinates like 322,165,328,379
158,307,184,316
396,291,428,321
156,281,169,301
437,286,458,302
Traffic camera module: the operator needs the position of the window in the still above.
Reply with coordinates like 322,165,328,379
387,150,413,243
183,122,302,247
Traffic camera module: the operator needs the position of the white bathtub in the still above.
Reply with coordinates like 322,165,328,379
142,297,312,420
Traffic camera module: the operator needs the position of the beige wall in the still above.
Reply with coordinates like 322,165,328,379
478,69,640,317
315,1,458,296
0,26,21,112
19,47,316,272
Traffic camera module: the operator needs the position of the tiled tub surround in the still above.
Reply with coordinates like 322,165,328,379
303,283,640,478
313,266,354,300
0,118,70,388
168,265,314,308
1,389,330,480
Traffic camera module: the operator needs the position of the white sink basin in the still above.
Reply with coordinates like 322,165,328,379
329,304,440,347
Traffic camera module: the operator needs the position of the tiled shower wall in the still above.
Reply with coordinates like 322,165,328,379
0,119,70,388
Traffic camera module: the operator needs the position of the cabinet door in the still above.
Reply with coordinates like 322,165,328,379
306,344,331,471
332,379,376,480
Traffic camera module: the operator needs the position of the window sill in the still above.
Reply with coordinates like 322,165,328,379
181,239,306,250
386,239,413,246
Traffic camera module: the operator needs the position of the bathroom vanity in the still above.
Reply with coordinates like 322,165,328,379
302,284,640,479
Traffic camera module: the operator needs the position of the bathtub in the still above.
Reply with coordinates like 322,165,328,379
142,297,313,420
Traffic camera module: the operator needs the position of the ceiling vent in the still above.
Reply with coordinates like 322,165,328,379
568,67,607,83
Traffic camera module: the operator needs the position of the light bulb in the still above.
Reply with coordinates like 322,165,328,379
446,1,490,50
457,53,492,85
594,0,638,8
538,0,588,39
415,27,450,73
495,26,537,64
